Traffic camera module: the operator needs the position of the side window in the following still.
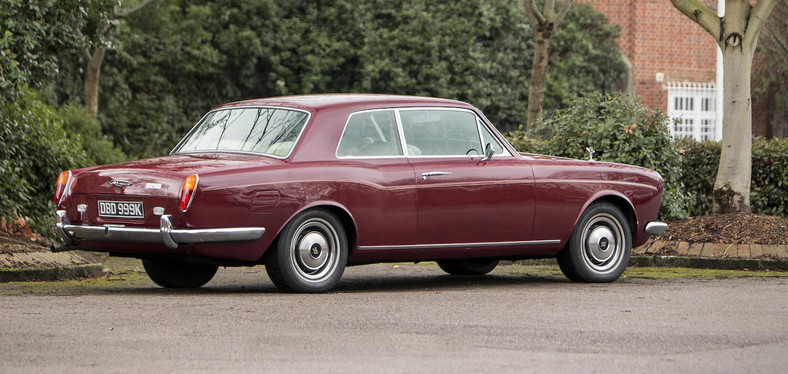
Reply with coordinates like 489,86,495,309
337,110,403,157
478,119,509,156
400,110,483,156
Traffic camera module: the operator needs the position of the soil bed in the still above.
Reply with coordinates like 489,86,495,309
657,213,788,245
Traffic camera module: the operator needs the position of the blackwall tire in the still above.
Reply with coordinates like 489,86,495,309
436,259,499,275
557,202,632,283
142,258,218,288
265,209,348,293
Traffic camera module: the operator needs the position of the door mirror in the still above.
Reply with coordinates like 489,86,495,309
481,143,495,162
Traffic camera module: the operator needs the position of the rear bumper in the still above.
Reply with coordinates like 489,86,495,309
53,210,265,251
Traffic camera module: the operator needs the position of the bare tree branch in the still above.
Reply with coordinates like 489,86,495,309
114,0,158,19
524,0,545,27
669,0,721,44
544,0,556,20
744,0,779,47
101,21,116,39
554,0,574,27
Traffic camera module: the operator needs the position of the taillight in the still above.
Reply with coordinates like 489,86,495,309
179,174,199,211
53,170,72,205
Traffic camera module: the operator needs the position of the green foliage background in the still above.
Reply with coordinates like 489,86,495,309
52,0,625,159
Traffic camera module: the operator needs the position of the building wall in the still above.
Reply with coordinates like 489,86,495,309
579,0,718,111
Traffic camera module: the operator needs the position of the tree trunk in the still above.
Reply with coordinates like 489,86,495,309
670,0,778,214
526,29,551,129
84,48,105,121
81,0,158,121
713,45,753,213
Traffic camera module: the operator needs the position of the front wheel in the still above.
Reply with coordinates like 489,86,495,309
436,259,499,275
265,209,348,293
557,203,631,283
142,258,218,288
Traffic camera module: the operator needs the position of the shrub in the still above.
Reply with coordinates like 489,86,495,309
0,88,90,235
519,92,689,220
60,105,127,166
678,137,788,218
751,138,788,218
674,138,720,216
504,126,549,154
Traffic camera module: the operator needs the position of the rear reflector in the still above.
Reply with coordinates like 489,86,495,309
54,170,72,205
179,174,199,211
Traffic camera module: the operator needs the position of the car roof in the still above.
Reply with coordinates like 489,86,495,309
212,94,472,113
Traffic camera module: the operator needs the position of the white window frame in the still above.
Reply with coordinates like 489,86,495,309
666,81,717,141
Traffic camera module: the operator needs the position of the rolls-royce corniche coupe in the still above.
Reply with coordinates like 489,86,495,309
53,94,667,292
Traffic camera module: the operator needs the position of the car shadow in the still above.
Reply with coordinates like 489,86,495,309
99,270,569,296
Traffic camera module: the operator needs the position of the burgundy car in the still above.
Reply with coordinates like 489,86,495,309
53,94,666,292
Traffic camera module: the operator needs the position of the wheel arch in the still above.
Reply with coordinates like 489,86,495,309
263,201,357,261
576,192,638,242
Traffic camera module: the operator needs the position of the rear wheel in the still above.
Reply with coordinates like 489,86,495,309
436,259,499,275
557,202,631,283
265,209,348,293
142,258,218,288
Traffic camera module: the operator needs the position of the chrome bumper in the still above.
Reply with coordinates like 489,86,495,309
54,210,265,250
644,221,668,236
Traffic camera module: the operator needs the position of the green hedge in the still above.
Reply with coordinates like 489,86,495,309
677,138,788,218
674,138,719,216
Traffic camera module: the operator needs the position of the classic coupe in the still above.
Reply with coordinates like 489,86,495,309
53,94,666,292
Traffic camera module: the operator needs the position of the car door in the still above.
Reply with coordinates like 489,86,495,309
335,109,418,248
399,108,535,246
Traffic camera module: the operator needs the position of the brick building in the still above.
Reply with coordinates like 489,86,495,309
580,0,721,141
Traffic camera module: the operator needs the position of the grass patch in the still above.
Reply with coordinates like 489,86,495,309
622,266,788,279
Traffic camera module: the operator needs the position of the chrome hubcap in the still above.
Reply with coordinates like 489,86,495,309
586,226,615,263
298,232,329,271
581,213,625,273
290,218,339,282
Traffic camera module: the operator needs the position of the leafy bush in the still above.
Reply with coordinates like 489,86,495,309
752,138,788,218
518,92,689,220
674,138,720,216
0,88,90,235
504,126,549,154
678,137,788,218
60,105,127,166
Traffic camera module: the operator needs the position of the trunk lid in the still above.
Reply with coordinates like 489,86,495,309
71,153,277,197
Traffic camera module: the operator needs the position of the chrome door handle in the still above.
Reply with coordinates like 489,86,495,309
421,171,452,180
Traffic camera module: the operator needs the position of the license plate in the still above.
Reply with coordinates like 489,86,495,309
98,200,144,219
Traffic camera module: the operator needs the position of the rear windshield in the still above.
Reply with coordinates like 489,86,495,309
172,107,310,157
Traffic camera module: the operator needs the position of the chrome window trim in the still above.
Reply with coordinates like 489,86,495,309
333,106,515,160
476,117,511,157
335,108,407,159
170,105,313,160
394,108,411,157
358,239,561,251
396,107,515,159
397,107,482,157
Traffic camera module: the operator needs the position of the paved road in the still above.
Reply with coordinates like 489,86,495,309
1,264,786,373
